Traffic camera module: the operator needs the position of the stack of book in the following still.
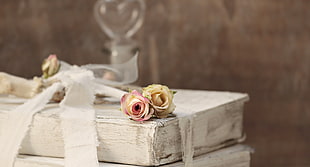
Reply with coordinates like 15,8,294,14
0,89,251,167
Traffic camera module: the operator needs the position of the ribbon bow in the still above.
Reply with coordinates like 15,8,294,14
0,55,138,167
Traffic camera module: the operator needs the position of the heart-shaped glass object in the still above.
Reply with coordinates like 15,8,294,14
94,0,145,39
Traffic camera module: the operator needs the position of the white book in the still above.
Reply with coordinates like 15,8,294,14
15,145,251,167
0,90,248,166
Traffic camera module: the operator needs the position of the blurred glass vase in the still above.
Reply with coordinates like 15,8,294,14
94,0,145,64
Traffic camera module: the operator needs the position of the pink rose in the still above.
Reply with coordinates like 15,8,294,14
42,54,60,79
121,90,154,121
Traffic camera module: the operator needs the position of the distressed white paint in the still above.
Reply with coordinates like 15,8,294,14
14,145,251,167
0,90,248,166
0,83,63,167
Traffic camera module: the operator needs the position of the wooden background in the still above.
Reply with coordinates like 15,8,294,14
0,0,309,166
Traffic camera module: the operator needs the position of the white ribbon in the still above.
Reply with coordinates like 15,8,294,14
0,56,133,166
178,116,194,167
58,68,99,167
83,54,138,86
0,83,63,167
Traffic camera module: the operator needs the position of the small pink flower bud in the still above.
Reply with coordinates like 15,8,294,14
42,54,60,79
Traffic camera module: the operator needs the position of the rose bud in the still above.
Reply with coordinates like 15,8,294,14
121,90,154,121
42,54,60,79
142,84,176,118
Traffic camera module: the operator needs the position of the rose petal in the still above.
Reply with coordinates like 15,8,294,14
120,90,152,121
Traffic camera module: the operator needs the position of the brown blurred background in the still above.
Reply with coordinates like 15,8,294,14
0,0,309,166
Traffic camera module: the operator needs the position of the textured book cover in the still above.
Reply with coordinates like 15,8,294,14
0,90,248,166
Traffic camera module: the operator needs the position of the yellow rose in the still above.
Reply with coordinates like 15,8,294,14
142,84,176,118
